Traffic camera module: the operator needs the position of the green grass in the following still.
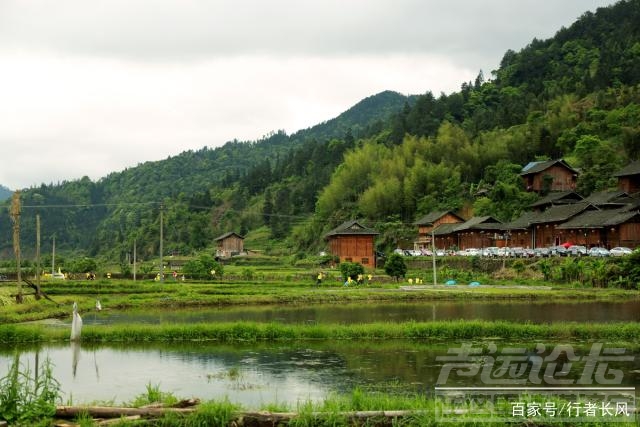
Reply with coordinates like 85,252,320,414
3,320,640,344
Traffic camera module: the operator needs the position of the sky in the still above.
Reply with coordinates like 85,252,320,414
0,0,619,190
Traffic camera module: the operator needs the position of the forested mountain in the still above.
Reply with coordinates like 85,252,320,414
1,0,639,262
0,91,413,259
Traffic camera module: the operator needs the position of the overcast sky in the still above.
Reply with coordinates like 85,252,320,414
0,0,618,190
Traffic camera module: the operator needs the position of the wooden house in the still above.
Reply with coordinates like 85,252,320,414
432,223,461,250
528,191,583,213
583,190,634,209
324,220,379,268
613,160,640,194
451,216,503,250
413,211,465,251
528,202,597,247
214,232,244,258
556,207,640,249
520,159,578,193
503,211,539,248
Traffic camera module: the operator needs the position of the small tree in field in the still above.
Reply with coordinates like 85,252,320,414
384,253,407,281
182,254,223,280
339,262,364,281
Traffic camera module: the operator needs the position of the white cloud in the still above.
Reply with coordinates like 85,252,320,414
0,52,471,188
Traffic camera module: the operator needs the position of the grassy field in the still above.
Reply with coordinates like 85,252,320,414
0,270,638,324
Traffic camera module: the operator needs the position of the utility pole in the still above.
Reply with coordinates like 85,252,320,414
52,236,56,275
35,214,42,298
10,191,22,303
159,204,164,282
133,238,137,282
431,225,437,285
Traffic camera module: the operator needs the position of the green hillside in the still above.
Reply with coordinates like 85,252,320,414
1,0,639,262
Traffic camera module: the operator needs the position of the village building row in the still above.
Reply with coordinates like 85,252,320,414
416,159,640,251
216,160,639,268
324,160,640,267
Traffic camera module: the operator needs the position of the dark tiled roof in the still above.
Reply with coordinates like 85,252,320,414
504,211,540,230
325,220,379,237
432,222,459,236
414,210,464,225
520,159,578,176
584,190,630,206
613,160,640,177
530,202,596,224
529,191,583,208
453,216,503,232
214,231,244,241
557,208,640,229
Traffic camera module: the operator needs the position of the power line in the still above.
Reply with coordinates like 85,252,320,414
21,201,159,209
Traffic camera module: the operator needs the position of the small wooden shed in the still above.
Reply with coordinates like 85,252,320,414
324,220,379,268
520,159,578,193
214,232,244,258
414,211,465,251
613,160,640,194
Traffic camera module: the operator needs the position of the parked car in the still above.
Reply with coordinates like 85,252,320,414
435,249,446,257
567,245,587,256
457,248,479,256
509,246,524,258
549,246,568,256
496,247,510,257
609,247,633,257
482,247,500,257
534,247,550,257
588,247,610,257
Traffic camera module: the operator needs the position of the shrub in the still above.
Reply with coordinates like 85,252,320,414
383,254,407,281
182,254,224,280
339,262,365,281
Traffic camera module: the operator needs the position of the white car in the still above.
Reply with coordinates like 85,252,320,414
609,247,633,257
588,247,610,257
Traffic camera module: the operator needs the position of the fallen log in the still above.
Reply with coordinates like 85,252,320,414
55,405,197,419
97,415,142,426
238,410,427,426
56,406,428,426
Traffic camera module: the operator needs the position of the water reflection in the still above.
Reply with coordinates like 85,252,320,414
71,341,80,378
78,300,640,326
2,341,638,408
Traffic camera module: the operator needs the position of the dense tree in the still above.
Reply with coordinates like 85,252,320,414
384,253,407,281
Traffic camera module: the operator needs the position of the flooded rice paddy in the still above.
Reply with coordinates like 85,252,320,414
3,300,640,407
